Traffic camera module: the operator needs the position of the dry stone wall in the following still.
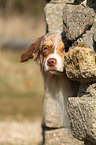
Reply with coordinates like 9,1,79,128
43,0,96,145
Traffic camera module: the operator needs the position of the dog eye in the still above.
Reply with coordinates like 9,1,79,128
42,46,49,56
43,46,49,51
42,46,49,53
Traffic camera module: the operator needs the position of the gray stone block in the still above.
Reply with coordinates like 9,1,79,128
73,17,96,50
73,29,94,49
43,128,83,145
67,83,96,143
44,2,96,145
77,82,96,98
63,4,95,41
44,4,65,32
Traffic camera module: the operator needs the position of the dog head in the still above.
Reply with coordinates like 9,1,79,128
21,31,67,74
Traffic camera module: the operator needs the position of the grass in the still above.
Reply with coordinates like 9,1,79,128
0,49,44,121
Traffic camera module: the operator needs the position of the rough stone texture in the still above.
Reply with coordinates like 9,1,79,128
44,4,65,32
64,47,96,83
43,128,83,145
50,0,74,3
67,83,96,143
63,4,95,41
72,17,96,50
78,82,96,98
73,28,94,49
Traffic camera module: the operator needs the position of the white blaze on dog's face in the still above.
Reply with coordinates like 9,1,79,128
40,32,65,73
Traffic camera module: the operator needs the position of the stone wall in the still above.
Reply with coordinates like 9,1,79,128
43,0,96,145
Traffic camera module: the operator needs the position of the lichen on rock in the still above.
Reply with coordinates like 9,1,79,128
64,46,96,83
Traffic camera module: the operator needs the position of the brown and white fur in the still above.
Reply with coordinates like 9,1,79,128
21,31,79,128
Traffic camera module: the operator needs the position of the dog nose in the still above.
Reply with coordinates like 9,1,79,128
47,58,57,66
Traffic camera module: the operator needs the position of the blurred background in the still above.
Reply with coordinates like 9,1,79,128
0,0,47,144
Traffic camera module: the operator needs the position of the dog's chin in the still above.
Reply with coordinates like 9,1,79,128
46,68,64,75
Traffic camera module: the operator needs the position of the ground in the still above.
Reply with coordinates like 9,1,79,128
0,49,44,145
0,120,42,145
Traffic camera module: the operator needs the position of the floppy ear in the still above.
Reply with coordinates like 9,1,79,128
21,36,44,63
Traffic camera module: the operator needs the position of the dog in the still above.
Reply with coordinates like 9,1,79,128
21,31,79,128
